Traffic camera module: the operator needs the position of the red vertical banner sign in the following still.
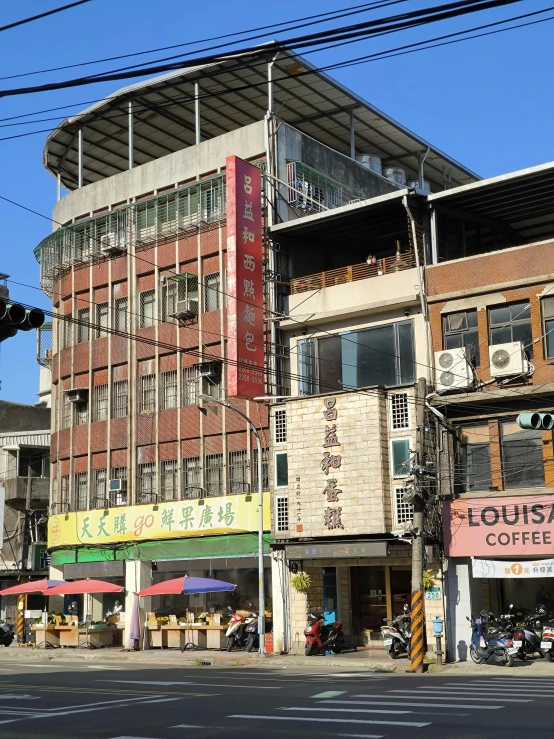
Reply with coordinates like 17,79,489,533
226,156,265,398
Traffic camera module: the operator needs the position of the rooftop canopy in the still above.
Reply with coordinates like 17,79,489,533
44,49,479,192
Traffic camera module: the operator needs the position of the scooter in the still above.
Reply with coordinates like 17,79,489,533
512,605,549,660
244,612,273,652
381,604,411,659
0,623,13,647
540,619,554,661
304,612,344,656
225,612,256,651
468,611,516,667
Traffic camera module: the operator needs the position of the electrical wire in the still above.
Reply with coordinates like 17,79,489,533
0,1,91,34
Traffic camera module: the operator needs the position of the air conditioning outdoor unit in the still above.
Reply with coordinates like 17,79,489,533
109,479,126,492
198,362,221,378
171,298,199,320
100,234,125,256
64,388,88,404
434,347,473,392
489,341,528,378
109,479,127,506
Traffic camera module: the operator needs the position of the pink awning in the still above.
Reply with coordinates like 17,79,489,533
45,578,123,595
0,579,65,595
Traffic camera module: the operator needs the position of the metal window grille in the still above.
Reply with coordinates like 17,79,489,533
394,486,414,525
61,393,72,429
274,409,287,443
110,466,127,506
161,370,177,410
286,161,351,212
139,290,156,328
275,495,289,532
204,272,221,312
229,450,249,494
96,302,109,338
60,475,70,510
74,472,88,510
160,459,178,501
77,308,90,343
183,457,202,498
92,469,107,508
92,384,108,422
252,447,269,491
112,380,128,418
137,463,156,503
182,366,199,406
63,314,72,348
114,297,128,333
204,453,223,496
75,400,88,426
390,393,410,430
161,280,177,322
166,273,199,319
139,374,156,413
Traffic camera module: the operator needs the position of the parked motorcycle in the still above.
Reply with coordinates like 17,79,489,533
304,612,344,656
244,611,273,652
512,605,549,660
540,619,554,661
0,623,13,647
467,611,516,667
225,611,256,651
381,604,411,659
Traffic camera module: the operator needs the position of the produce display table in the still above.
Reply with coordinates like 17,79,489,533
148,624,227,650
31,624,120,649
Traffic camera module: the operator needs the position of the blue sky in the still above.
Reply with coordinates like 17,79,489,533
0,0,552,404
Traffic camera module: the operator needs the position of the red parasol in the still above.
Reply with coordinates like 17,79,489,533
0,579,65,595
45,578,123,595
139,575,236,597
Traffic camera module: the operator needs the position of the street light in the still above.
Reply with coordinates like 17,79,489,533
198,394,266,654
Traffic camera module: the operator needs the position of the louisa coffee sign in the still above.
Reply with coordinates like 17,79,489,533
443,495,554,557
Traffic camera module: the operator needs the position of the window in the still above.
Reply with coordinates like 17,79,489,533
61,393,72,429
252,447,269,491
77,308,90,343
391,439,411,477
394,486,414,525
110,467,127,506
139,374,156,413
205,453,223,495
390,393,410,430
501,421,545,490
139,289,156,328
19,448,49,478
161,370,177,410
137,463,156,502
92,384,108,422
298,321,415,395
60,475,70,509
162,280,177,322
92,469,107,508
96,302,109,338
183,456,201,497
443,309,480,366
182,366,199,406
460,425,491,492
543,296,554,358
204,272,221,312
114,297,128,333
112,380,128,418
75,399,88,426
275,451,288,487
202,373,222,400
489,301,532,358
62,315,72,348
275,496,289,532
229,450,249,493
75,472,88,510
274,409,287,443
161,460,178,501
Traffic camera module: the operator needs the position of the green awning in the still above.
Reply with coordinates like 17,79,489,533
50,533,271,566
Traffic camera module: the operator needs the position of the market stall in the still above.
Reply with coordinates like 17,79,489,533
0,578,65,648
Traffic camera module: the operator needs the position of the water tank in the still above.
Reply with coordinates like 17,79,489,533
408,179,431,193
356,154,382,175
383,167,407,186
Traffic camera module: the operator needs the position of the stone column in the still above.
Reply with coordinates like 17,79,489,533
124,560,152,650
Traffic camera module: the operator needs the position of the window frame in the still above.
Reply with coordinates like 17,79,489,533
390,437,412,478
275,495,289,532
160,370,178,410
488,300,533,359
92,384,108,423
204,272,221,313
138,374,156,414
77,308,90,343
274,408,287,444
542,296,554,359
389,393,410,431
442,309,480,367
96,302,109,339
393,485,414,526
139,289,156,329
112,379,128,419
275,451,289,488
114,296,128,333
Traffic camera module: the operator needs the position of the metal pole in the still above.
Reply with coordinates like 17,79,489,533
350,110,355,160
430,208,438,265
410,377,426,674
78,128,83,188
436,635,443,666
56,173,61,202
195,83,201,145
128,102,134,170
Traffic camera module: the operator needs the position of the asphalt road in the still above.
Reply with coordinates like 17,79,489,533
0,661,553,738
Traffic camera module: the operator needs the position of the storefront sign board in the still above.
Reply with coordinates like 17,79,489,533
286,541,388,559
443,494,554,557
473,558,554,579
48,492,270,549
425,586,441,599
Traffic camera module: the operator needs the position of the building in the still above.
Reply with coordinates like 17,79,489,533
34,49,478,648
426,162,554,660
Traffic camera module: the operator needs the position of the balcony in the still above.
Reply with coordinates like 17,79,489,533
3,477,50,511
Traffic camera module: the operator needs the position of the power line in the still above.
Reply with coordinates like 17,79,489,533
0,0,91,34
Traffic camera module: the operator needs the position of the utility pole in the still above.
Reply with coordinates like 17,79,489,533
17,470,32,645
410,377,427,673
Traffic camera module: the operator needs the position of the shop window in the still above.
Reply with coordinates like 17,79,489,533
96,302,109,338
139,289,156,328
92,469,107,509
114,297,128,332
183,456,202,497
489,301,532,358
182,366,199,406
139,374,156,413
501,421,545,490
137,463,156,503
443,309,480,366
275,452,288,488
391,438,411,477
542,296,554,358
394,486,414,525
298,321,415,396
160,370,177,410
77,308,90,343
390,393,410,430
229,450,249,493
252,447,269,491
112,380,128,419
205,453,223,496
274,409,287,443
204,272,221,312
275,496,289,532
160,460,178,501
74,472,88,510
92,384,108,423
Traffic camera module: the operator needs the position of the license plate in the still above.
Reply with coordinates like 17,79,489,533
541,642,552,649
512,640,523,647
507,647,520,655
383,639,393,646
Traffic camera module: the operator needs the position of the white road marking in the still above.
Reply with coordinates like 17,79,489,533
415,687,554,697
311,691,346,699
280,706,411,715
337,735,384,738
387,690,531,702
230,714,430,727
100,679,279,690
324,700,499,711
142,698,182,704
171,725,207,729
0,694,39,701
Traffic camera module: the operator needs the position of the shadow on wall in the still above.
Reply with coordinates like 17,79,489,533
457,640,468,661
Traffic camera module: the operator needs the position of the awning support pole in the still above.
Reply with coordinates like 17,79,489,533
77,129,83,189
128,101,134,170
195,83,201,145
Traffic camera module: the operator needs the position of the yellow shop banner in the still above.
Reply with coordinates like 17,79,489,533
48,492,270,548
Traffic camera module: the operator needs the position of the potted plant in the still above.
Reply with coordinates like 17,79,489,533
291,572,312,593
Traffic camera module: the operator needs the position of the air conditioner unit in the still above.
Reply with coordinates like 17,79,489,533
489,341,528,378
434,347,473,392
100,233,125,256
171,298,199,320
64,388,88,404
198,361,221,378
109,479,126,492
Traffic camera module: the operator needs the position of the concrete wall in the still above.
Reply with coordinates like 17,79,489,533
0,402,50,433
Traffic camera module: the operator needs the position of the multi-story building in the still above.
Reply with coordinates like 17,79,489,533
34,50,478,648
426,162,554,660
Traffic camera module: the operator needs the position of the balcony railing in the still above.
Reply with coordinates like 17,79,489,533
34,175,225,296
289,253,417,295
287,161,354,213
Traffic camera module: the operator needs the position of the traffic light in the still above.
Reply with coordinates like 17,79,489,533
0,299,45,343
516,412,554,430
